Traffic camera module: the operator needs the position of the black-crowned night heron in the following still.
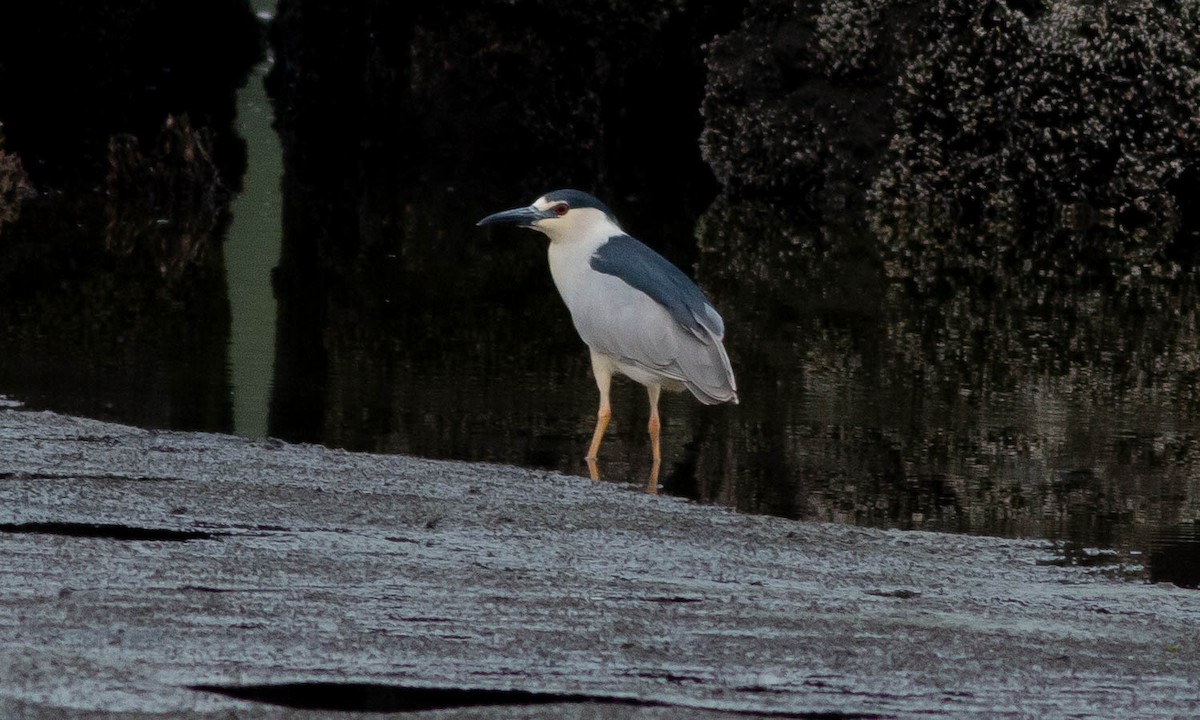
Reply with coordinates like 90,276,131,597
477,189,738,477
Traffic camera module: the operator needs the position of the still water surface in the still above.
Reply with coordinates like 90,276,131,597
225,53,282,439
2,60,1198,589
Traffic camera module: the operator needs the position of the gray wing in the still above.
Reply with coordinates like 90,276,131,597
576,235,737,404
590,235,725,341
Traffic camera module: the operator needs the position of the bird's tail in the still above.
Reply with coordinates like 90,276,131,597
681,330,738,405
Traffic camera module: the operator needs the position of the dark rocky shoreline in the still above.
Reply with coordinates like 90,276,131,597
1,408,1196,718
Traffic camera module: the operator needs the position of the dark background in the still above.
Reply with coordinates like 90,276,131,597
1,0,1198,587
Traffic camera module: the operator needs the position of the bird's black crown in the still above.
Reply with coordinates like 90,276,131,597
544,189,615,220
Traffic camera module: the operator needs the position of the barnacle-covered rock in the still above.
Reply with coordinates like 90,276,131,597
700,0,918,212
105,114,225,282
869,0,1200,288
0,124,31,233
702,0,1200,285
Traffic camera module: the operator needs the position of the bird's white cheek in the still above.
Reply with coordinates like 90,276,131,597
534,221,566,244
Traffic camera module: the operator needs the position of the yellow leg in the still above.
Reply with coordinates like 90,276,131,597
647,385,661,493
586,405,611,461
586,352,613,462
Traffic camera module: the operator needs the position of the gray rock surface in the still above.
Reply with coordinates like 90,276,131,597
1,408,1197,718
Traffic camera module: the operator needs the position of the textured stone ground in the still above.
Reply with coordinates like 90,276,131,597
1,408,1197,718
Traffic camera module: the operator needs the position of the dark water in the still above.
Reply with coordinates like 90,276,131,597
1,14,1197,590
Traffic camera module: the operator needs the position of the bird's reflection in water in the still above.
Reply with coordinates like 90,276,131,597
586,456,660,494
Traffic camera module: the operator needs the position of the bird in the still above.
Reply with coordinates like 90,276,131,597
477,189,737,480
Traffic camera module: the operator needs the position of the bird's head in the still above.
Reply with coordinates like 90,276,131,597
476,189,620,244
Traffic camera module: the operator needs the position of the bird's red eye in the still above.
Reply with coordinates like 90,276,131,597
554,203,569,217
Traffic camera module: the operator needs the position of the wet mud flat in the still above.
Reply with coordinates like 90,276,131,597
0,409,1197,719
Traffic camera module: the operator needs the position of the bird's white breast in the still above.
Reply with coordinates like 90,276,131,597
546,215,622,316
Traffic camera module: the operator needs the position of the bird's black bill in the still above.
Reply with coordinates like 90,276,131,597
476,206,549,228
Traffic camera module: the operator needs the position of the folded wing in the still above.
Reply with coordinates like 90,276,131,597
577,234,738,404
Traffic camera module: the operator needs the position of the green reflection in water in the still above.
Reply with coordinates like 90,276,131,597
225,52,282,438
